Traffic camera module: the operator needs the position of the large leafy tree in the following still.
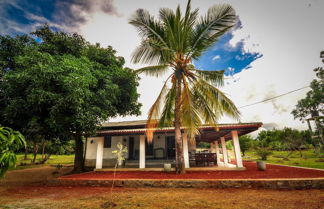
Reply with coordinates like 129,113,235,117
129,0,240,173
292,51,324,147
238,135,253,156
0,26,141,172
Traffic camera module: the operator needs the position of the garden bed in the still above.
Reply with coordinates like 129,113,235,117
60,161,324,180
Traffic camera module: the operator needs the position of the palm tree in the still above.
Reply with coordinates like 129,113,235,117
129,0,240,173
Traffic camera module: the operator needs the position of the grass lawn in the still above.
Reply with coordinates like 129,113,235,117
12,154,74,170
242,149,324,169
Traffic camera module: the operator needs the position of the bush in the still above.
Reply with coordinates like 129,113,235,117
255,148,272,161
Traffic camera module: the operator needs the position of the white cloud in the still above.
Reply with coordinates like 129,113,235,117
212,55,221,61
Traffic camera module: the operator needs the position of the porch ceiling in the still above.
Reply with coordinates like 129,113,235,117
96,122,262,142
196,128,258,142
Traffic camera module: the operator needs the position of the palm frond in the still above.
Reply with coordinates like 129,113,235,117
191,83,220,125
193,78,240,121
129,9,168,47
195,69,224,86
131,39,172,64
146,75,173,141
159,7,178,52
180,77,201,139
182,0,199,54
159,80,176,127
129,9,174,64
188,4,236,59
135,65,169,77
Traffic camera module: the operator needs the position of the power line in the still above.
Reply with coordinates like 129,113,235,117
238,86,310,109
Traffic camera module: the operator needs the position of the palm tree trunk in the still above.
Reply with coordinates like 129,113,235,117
174,77,185,174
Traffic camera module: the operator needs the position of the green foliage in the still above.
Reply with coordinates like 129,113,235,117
197,142,210,149
226,141,233,150
255,128,311,152
280,128,307,151
243,150,324,169
255,148,272,161
239,135,253,156
15,154,74,169
45,139,75,155
253,128,314,160
0,127,26,177
291,66,324,121
0,25,142,171
291,52,324,148
0,34,36,72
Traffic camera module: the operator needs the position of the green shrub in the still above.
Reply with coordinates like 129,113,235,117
255,148,272,161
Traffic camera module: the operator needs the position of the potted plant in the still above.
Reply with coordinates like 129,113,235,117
255,148,272,171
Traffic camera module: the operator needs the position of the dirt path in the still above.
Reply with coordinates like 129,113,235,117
60,161,324,180
0,186,323,209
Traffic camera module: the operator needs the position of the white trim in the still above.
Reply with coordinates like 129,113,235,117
139,135,145,168
95,137,104,169
232,130,243,168
183,133,190,168
221,137,228,166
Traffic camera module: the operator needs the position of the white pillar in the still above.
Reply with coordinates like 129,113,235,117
95,137,104,169
232,130,243,168
183,133,190,168
215,140,221,166
220,137,228,166
139,135,146,169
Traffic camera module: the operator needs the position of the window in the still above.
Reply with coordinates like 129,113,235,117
104,136,111,148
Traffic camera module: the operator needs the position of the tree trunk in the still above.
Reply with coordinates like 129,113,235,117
32,143,38,164
286,150,294,158
41,141,47,160
73,134,84,172
24,145,28,160
40,154,51,164
298,147,303,157
314,118,324,147
83,137,88,168
174,77,185,174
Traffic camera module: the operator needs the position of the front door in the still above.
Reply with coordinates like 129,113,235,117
166,136,175,159
145,138,154,157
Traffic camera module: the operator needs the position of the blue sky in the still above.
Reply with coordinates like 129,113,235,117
194,24,262,76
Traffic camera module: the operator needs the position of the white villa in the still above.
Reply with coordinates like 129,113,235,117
85,120,262,170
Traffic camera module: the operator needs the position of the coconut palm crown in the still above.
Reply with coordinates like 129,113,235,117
129,0,240,173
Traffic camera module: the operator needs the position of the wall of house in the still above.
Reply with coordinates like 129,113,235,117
85,133,196,167
86,136,132,158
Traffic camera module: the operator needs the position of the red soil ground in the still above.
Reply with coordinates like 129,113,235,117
60,161,324,180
